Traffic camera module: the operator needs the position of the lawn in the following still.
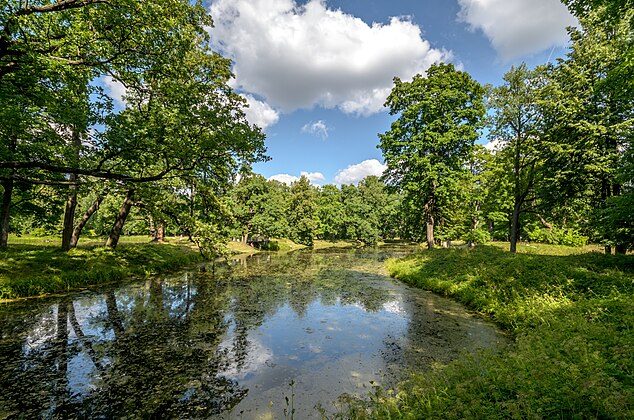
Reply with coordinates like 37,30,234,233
353,243,634,419
0,235,201,301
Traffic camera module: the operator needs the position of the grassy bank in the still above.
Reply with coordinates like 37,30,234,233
0,236,202,301
362,243,633,419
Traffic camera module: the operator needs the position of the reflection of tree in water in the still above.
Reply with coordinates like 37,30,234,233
0,274,251,418
0,246,412,418
224,249,395,317
81,275,248,418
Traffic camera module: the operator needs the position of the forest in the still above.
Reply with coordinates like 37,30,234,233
1,0,632,257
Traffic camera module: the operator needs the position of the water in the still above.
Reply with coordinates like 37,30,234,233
0,246,507,419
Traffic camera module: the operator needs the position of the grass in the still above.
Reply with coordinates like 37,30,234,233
353,243,634,419
0,235,202,301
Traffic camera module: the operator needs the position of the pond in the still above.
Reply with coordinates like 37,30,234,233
0,245,507,419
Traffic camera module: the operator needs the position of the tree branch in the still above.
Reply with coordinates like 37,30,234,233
0,160,175,183
16,0,109,16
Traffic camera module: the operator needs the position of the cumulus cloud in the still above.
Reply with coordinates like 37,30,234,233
241,94,280,131
483,138,504,153
103,75,127,107
334,159,387,185
269,171,326,185
268,173,299,185
209,0,451,116
302,120,329,139
457,0,578,60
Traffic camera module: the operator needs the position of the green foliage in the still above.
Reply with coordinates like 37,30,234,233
288,176,320,246
260,241,281,251
462,227,491,245
366,245,634,419
379,63,486,246
525,226,589,247
192,220,230,260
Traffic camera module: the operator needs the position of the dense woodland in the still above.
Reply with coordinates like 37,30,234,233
0,0,632,254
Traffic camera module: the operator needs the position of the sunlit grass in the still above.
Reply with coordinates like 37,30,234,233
352,243,634,419
0,236,201,301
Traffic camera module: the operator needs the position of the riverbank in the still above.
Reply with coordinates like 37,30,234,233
0,238,203,301
363,243,633,418
1,236,362,301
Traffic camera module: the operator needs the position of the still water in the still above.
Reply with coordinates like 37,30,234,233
0,246,507,418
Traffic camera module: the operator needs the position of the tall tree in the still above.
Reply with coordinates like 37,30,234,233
488,64,547,253
287,176,320,246
379,63,486,248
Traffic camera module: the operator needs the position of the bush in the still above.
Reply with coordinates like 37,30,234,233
463,227,492,245
526,227,588,247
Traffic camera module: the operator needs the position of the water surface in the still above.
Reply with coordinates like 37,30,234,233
0,246,507,418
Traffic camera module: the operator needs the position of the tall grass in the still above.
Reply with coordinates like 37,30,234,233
0,237,202,300
355,244,633,419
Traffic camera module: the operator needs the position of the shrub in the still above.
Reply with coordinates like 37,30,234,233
463,227,492,245
526,227,588,247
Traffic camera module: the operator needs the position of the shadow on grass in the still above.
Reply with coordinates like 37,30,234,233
0,242,201,300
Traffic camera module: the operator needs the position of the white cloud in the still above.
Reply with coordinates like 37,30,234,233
302,171,326,184
269,173,299,185
483,138,504,153
103,75,127,107
209,0,451,116
334,159,386,185
241,94,280,131
268,171,325,185
457,0,578,60
301,120,329,139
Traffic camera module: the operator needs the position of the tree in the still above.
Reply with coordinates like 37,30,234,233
379,63,486,248
230,174,289,244
287,176,320,246
488,64,547,253
317,184,345,241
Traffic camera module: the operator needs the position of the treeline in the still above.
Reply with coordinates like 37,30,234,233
1,0,632,254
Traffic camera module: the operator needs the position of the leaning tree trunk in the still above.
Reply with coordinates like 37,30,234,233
69,194,104,248
106,189,135,249
0,176,14,248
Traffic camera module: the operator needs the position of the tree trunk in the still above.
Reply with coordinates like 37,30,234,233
61,174,78,251
69,194,104,248
605,245,612,255
510,203,521,253
156,223,164,242
61,127,82,251
152,221,165,242
105,291,125,340
615,244,627,255
0,176,14,248
425,208,434,249
106,189,135,248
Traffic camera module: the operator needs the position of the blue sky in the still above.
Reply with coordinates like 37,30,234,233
181,1,578,185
